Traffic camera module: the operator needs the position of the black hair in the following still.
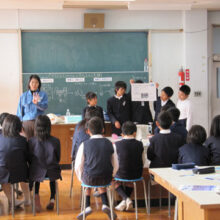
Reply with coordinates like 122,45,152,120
167,107,180,123
160,105,171,113
122,121,137,135
34,115,51,141
78,107,102,131
135,80,143,83
2,114,22,137
162,87,174,97
87,116,103,135
28,74,41,91
115,81,127,94
187,125,207,145
85,92,97,102
210,115,220,137
179,85,191,95
157,111,172,129
0,112,10,126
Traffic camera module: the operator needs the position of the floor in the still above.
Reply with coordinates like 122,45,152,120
0,170,174,220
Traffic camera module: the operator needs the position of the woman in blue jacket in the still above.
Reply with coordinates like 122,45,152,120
17,74,48,139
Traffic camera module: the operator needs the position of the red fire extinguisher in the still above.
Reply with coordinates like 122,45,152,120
178,67,185,87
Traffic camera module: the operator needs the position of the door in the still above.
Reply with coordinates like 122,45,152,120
211,62,220,119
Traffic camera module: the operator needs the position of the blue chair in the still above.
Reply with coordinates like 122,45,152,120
81,183,114,220
32,179,59,216
114,177,148,220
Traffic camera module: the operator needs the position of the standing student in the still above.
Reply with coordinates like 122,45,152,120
0,114,30,207
178,125,209,165
28,115,61,212
71,107,102,161
0,112,9,134
17,74,48,139
147,111,184,168
177,85,192,131
129,79,153,124
114,121,145,211
153,86,175,124
205,115,220,165
75,117,118,220
107,81,131,136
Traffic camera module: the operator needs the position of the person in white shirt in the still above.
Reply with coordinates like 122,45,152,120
75,116,118,220
177,85,193,131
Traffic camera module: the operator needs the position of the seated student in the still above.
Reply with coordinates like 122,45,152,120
75,117,118,220
205,115,220,165
0,114,30,207
167,107,188,142
129,79,153,124
114,121,145,211
0,112,9,134
177,85,192,131
82,92,105,125
147,111,184,168
178,125,209,165
153,85,175,127
28,115,61,212
71,107,102,161
107,81,131,136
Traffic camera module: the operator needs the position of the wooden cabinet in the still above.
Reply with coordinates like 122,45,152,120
51,122,112,165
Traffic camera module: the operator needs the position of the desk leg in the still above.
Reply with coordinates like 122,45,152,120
178,198,183,220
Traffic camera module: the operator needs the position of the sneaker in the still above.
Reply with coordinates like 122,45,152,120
115,200,126,211
46,199,55,210
77,206,92,220
102,204,117,220
126,198,133,211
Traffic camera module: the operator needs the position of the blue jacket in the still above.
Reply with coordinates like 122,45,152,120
17,90,48,121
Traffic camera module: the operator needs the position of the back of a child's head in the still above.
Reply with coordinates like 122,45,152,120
167,107,180,123
162,87,174,97
35,115,51,141
115,81,127,93
2,114,22,137
179,85,191,95
86,92,97,101
0,112,10,126
160,105,170,113
87,116,103,135
157,111,172,129
187,125,207,145
135,80,143,83
210,115,220,137
122,121,137,136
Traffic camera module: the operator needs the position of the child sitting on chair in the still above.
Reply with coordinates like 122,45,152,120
75,116,118,220
114,121,145,211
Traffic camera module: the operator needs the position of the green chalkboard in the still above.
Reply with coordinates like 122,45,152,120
21,31,148,115
23,72,148,115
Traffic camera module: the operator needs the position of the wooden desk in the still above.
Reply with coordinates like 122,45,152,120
149,167,220,220
51,122,112,165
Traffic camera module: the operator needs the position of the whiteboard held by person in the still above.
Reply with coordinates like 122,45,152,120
17,74,48,139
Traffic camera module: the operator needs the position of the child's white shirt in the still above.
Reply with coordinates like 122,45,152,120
177,98,193,131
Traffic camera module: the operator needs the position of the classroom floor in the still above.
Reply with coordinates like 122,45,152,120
0,170,174,220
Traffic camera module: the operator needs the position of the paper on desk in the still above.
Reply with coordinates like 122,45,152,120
179,185,218,191
131,83,156,101
203,174,220,182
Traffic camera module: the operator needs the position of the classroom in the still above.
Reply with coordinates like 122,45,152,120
0,0,220,220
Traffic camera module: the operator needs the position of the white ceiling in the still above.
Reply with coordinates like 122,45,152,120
0,0,220,10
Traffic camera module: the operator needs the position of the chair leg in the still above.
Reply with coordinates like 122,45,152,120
107,187,114,220
168,191,171,217
11,184,15,218
159,186,162,209
69,161,74,198
142,180,148,214
174,198,178,220
56,181,59,215
33,182,36,216
80,186,84,212
133,182,138,220
147,180,151,214
83,187,86,220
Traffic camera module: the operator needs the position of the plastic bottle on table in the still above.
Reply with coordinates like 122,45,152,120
144,58,149,72
66,109,71,116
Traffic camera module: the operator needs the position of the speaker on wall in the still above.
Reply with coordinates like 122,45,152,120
84,13,104,29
